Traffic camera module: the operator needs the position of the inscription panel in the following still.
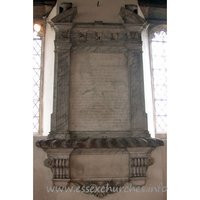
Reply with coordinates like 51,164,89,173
70,154,129,179
69,53,130,131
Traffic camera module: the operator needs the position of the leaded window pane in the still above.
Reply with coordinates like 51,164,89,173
33,31,41,134
151,30,167,133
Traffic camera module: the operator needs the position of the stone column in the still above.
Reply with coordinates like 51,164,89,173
56,43,71,131
49,27,72,139
127,45,149,137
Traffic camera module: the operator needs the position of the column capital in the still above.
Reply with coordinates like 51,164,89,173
54,40,72,52
126,43,143,51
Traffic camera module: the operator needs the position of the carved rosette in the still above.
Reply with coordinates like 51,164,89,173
111,33,118,40
60,30,70,39
79,32,87,41
95,32,103,41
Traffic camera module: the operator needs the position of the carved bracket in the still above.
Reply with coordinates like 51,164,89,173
44,157,69,179
36,138,164,197
126,147,155,186
43,149,74,186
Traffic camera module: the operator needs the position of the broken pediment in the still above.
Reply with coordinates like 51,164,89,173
119,7,147,25
51,6,77,23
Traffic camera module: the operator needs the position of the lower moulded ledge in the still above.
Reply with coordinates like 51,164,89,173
52,177,147,187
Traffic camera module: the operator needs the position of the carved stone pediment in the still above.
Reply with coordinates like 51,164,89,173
119,7,147,25
51,6,77,23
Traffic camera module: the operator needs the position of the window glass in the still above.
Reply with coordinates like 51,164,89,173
33,31,42,134
150,29,167,133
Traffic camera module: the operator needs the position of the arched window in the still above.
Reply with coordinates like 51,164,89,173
33,29,42,134
149,25,167,134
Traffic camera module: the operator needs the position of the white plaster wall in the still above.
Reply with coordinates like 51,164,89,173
57,0,141,23
34,136,167,200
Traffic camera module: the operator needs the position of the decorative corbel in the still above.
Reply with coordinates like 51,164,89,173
126,147,155,186
43,149,74,187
